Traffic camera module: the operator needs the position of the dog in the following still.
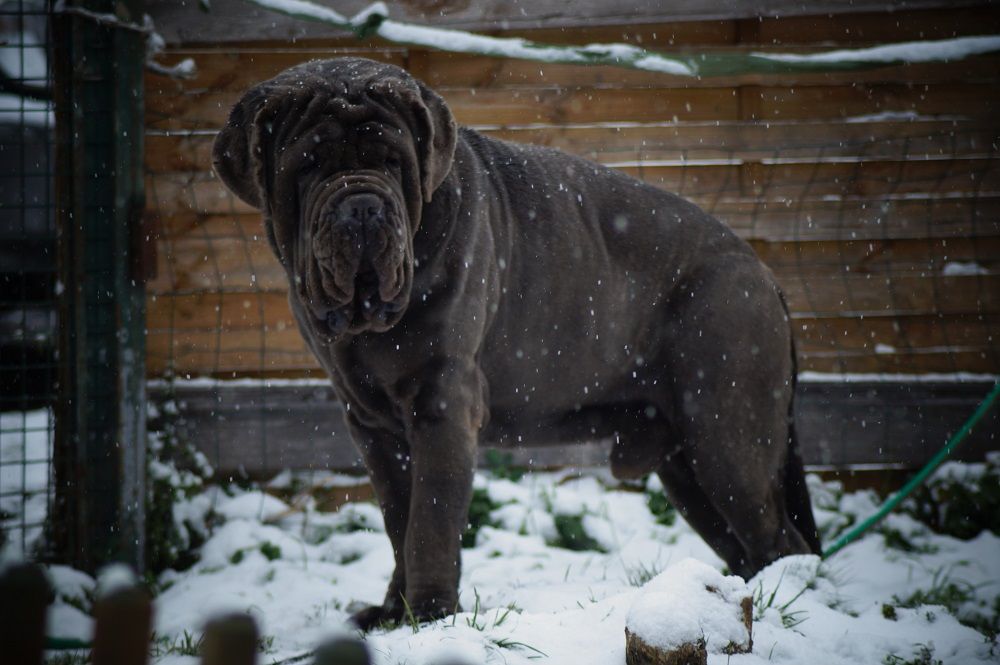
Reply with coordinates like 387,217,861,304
213,57,821,629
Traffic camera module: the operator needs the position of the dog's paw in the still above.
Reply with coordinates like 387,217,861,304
406,596,457,623
347,603,403,631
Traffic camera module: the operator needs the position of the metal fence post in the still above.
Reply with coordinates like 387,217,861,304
53,0,147,573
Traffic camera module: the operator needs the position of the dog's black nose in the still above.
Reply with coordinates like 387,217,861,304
337,193,384,224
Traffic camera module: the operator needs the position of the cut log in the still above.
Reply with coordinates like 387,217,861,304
625,559,752,665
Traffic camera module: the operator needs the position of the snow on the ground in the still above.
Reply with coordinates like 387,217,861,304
0,409,52,561
28,464,986,665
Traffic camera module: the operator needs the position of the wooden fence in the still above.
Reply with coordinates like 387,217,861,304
0,562,366,665
144,5,1000,380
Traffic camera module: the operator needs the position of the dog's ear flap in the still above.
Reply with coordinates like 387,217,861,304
212,88,268,210
407,81,457,203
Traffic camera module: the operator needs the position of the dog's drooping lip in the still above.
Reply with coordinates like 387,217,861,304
315,271,405,337
299,177,410,338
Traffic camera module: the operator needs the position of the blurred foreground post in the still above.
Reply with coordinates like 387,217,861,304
314,636,371,665
202,614,259,665
0,563,51,665
92,581,153,665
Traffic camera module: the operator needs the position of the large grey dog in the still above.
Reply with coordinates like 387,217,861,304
213,58,821,628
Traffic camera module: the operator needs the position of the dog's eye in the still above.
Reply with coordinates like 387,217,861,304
300,155,318,174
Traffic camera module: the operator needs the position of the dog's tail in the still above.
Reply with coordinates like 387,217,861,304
779,288,823,555
785,415,822,554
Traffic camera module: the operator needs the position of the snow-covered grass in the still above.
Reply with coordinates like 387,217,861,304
35,457,1000,665
0,409,52,561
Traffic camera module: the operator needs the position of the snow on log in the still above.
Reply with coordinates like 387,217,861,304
625,558,752,665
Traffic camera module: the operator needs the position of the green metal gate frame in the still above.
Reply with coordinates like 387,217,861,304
52,0,147,573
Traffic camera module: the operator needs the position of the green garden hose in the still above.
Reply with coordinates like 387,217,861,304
823,381,1000,559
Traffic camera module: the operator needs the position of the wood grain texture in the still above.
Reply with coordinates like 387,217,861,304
144,7,1000,379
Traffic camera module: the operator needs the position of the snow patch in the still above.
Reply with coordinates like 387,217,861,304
756,35,1000,65
626,558,750,653
942,261,989,276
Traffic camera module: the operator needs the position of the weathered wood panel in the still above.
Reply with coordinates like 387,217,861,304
145,120,1000,175
149,380,1000,475
146,156,1000,217
146,81,1000,131
144,6,1000,380
147,195,1000,251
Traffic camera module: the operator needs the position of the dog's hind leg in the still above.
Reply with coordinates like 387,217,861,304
601,404,751,570
660,256,814,578
655,451,750,572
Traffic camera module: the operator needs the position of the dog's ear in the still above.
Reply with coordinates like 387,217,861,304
212,87,269,210
373,79,456,203
413,81,457,203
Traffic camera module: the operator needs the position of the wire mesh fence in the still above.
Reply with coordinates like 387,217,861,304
0,0,55,560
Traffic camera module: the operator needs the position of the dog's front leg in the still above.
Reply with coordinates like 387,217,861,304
401,365,481,622
343,414,412,630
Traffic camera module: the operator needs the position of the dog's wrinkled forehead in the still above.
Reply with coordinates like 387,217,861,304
278,57,412,89
262,58,415,117
213,56,457,210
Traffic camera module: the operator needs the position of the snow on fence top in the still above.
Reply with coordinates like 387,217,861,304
245,0,1000,77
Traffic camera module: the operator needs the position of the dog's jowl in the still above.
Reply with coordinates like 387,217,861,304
213,57,822,630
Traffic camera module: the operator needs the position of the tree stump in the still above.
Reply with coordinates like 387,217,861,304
625,629,707,665
625,559,752,665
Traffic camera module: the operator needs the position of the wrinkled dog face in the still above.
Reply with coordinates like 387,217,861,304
212,59,456,338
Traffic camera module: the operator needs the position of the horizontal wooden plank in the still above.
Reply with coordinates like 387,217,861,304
146,321,997,376
145,272,1000,375
794,314,1000,354
615,157,1000,199
715,196,1000,242
144,121,1000,173
750,236,1000,272
795,350,993,374
150,191,1000,246
147,288,1000,355
145,81,1000,131
147,291,295,331
148,214,1000,296
147,334,994,375
777,272,1000,317
145,149,1000,221
148,380,1000,474
748,6,1000,46
146,326,317,376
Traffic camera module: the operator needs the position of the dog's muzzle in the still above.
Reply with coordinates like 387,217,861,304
307,181,408,337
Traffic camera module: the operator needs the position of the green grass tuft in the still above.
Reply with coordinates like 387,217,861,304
463,487,501,548
259,541,282,561
646,491,676,527
551,514,606,552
